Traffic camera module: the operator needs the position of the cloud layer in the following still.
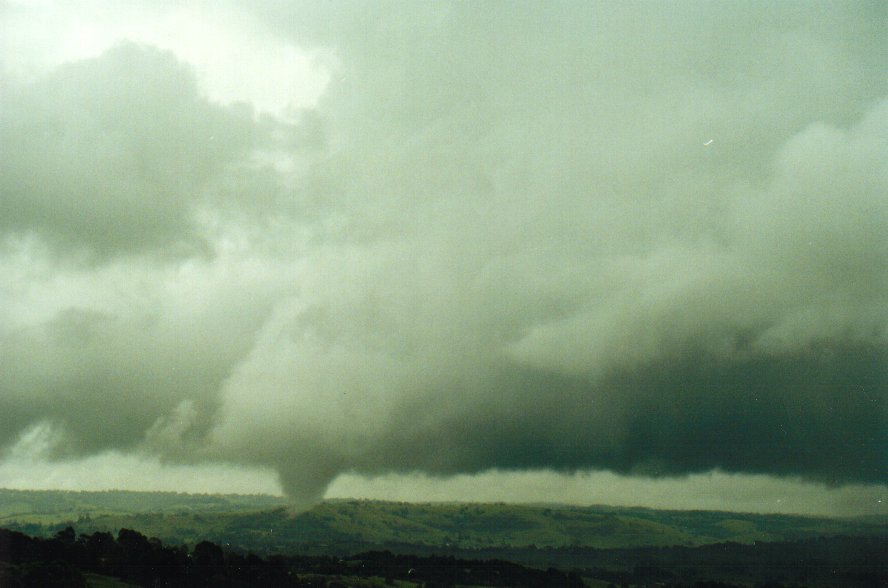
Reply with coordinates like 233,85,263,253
1,1,886,510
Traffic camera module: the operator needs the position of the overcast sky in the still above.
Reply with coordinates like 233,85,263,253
1,0,886,516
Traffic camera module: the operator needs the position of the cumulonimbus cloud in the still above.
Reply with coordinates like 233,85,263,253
1,1,886,509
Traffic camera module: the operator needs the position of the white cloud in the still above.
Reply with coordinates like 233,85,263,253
0,453,281,495
1,0,331,116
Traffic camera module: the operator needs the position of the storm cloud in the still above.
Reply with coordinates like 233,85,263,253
1,1,886,510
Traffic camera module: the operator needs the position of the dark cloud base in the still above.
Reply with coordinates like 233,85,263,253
357,343,886,485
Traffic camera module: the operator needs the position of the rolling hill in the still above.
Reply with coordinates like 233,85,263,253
1,489,884,555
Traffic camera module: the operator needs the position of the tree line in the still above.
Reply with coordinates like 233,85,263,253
0,526,586,587
1,525,885,587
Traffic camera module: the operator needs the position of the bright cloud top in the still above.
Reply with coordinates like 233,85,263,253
1,0,330,116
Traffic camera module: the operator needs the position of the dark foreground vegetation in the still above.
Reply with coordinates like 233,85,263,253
1,526,886,587
1,526,586,587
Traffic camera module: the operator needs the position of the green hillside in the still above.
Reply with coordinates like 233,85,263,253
0,488,285,521
2,489,884,557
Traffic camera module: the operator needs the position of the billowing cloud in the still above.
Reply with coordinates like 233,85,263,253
0,42,260,255
0,0,330,114
1,1,886,512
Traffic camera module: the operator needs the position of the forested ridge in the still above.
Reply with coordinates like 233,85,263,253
1,526,586,587
2,526,885,587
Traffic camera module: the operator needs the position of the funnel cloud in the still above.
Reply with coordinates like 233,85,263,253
1,1,886,512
